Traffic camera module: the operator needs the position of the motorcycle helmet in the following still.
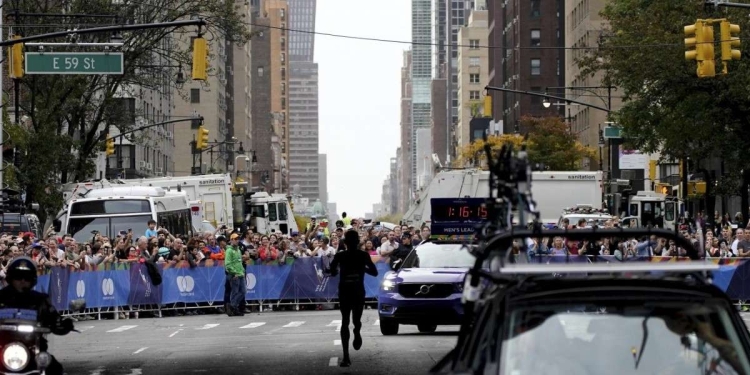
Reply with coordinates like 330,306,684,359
6,256,37,288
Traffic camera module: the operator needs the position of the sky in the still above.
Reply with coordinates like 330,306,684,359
315,0,411,218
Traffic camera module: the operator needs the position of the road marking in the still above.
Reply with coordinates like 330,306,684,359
240,322,266,329
329,357,338,367
328,319,343,331
133,347,148,355
374,319,380,325
334,340,341,346
169,329,183,338
283,321,305,328
89,367,105,375
78,325,95,332
126,369,142,375
107,325,137,333
196,324,220,330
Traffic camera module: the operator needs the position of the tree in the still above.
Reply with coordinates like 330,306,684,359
5,0,251,219
575,0,750,220
455,116,597,170
375,213,403,224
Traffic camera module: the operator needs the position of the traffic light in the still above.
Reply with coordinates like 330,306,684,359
196,126,209,150
720,20,741,74
656,183,673,196
685,20,716,78
8,35,24,79
105,137,115,156
191,37,208,81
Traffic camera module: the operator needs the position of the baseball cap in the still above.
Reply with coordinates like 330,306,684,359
291,231,299,236
31,241,43,248
216,236,227,242
230,233,240,240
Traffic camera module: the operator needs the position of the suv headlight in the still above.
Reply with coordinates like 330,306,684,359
454,282,464,292
3,342,29,371
381,280,396,291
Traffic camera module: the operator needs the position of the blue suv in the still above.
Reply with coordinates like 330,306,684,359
377,242,475,335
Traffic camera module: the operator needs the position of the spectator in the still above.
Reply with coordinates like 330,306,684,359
224,233,246,316
210,236,226,261
258,236,280,263
145,220,158,238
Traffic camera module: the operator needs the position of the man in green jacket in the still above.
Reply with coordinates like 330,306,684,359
225,233,246,316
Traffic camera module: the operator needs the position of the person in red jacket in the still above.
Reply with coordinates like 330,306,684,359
258,235,279,263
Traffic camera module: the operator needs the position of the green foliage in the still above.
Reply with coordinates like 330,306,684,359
7,0,251,216
523,117,598,170
576,0,750,173
294,215,310,233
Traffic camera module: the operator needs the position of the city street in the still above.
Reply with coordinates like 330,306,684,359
50,309,457,374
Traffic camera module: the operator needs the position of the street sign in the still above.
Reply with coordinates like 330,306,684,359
603,126,622,139
24,52,124,75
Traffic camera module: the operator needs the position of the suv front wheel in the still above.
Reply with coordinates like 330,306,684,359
380,319,399,335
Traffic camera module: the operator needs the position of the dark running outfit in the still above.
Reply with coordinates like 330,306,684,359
329,249,378,366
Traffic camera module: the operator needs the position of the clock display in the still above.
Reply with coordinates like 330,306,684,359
430,198,488,223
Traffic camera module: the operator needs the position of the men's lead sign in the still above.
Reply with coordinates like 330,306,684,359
24,52,124,75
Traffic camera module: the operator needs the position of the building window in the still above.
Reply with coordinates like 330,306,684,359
281,97,286,109
470,73,480,83
531,59,541,75
470,91,480,100
281,37,286,49
531,0,540,17
281,53,286,65
281,82,286,95
190,88,200,103
281,68,286,80
279,8,285,20
557,58,561,76
469,57,480,66
531,29,541,46
469,39,479,49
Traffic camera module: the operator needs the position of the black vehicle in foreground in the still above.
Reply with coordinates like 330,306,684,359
431,227,750,375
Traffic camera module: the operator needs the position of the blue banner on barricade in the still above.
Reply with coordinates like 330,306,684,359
292,257,339,300
245,264,293,301
127,264,162,306
92,269,129,308
48,267,69,311
33,256,750,309
34,274,50,294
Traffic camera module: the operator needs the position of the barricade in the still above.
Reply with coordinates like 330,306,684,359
28,256,750,315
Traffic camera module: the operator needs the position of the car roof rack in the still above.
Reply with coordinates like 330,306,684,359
499,261,718,275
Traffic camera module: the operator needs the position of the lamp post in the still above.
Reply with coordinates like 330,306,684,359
134,63,187,87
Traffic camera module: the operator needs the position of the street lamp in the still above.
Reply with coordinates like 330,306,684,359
542,96,551,108
598,124,605,172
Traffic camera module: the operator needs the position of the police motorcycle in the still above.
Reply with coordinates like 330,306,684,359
0,257,84,375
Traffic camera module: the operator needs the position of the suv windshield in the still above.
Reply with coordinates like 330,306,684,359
402,243,475,269
501,302,750,374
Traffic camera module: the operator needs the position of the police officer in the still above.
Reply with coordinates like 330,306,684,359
0,257,74,374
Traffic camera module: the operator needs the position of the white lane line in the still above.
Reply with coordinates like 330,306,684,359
240,322,266,329
107,325,138,333
78,325,95,332
89,367,105,375
326,320,341,326
329,357,338,367
133,347,148,355
169,329,183,338
283,321,305,328
374,319,380,325
126,369,143,375
334,340,341,346
196,323,220,330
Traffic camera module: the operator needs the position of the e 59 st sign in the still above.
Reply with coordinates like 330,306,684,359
24,52,124,75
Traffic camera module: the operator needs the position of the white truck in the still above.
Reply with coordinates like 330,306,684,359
402,169,604,226
57,174,299,235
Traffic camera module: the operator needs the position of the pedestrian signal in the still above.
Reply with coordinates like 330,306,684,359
656,183,673,196
8,35,24,79
192,37,208,81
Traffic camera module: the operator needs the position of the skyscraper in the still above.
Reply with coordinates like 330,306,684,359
411,0,432,194
288,0,321,201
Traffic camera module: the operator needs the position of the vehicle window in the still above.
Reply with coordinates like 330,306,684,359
501,303,750,374
0,214,29,233
665,202,675,221
630,204,638,216
70,200,150,216
402,243,475,269
250,205,265,218
111,215,152,240
68,217,110,243
268,203,278,222
277,203,288,220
